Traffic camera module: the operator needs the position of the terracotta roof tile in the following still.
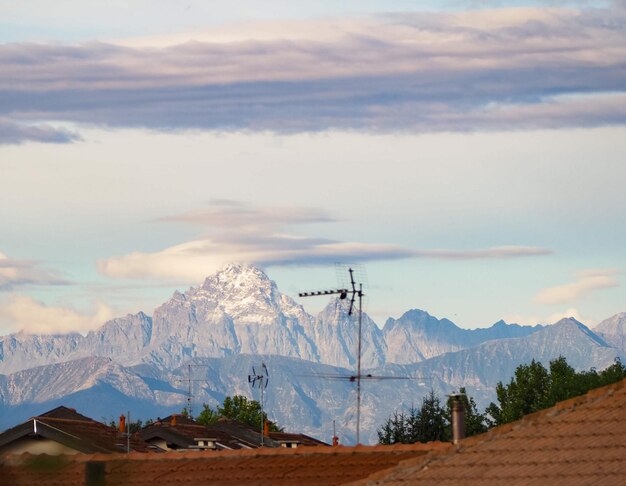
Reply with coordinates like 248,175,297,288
354,378,626,486
0,442,449,485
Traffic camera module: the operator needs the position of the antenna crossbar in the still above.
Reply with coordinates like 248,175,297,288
299,267,365,444
299,289,348,298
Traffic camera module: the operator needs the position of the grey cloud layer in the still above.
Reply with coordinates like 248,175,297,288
0,255,69,290
1,5,625,143
98,203,551,281
0,118,80,145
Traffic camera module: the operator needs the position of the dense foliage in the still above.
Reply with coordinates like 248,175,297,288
195,395,282,431
486,357,626,426
379,356,625,444
377,388,487,444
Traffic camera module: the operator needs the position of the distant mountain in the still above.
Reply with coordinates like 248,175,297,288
0,332,83,375
0,316,621,444
399,317,621,394
0,264,541,373
382,309,541,364
594,312,626,352
0,264,623,444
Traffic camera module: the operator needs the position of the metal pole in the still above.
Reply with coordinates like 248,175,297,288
356,284,362,445
187,364,192,418
260,377,264,447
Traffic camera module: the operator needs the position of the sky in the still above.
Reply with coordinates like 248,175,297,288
1,0,625,335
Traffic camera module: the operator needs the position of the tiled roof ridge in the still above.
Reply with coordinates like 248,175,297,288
151,422,208,429
2,441,450,464
354,376,626,485
36,417,110,426
457,376,626,449
36,405,93,419
348,377,626,485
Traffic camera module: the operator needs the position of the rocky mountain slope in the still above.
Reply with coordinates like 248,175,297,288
594,312,626,352
0,264,542,374
0,264,623,444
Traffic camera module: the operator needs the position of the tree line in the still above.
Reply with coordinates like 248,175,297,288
378,356,625,444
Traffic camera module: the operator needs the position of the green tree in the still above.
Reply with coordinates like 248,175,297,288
413,390,448,443
486,359,550,426
194,395,281,432
446,387,488,437
486,357,626,427
377,410,408,445
379,389,486,444
196,404,220,425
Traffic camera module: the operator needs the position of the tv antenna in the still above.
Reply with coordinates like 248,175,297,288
248,362,269,446
174,363,210,419
300,266,408,444
299,266,366,443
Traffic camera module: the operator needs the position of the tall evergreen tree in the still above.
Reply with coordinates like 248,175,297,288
379,389,485,444
446,387,488,437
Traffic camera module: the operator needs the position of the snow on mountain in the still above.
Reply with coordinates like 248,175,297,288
146,264,318,369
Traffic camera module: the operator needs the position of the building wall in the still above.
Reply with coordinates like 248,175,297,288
0,437,80,455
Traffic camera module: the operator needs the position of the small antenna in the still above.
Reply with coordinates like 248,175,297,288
174,363,210,418
248,362,269,446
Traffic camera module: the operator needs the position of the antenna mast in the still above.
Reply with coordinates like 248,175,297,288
174,363,210,419
299,267,365,444
248,362,269,446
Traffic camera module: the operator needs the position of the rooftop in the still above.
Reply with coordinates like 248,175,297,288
357,377,626,485
0,443,446,486
0,406,149,455
1,378,624,485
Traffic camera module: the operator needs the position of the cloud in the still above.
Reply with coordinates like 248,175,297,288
0,252,69,291
535,268,621,305
1,4,625,136
504,308,591,326
412,246,551,260
0,294,115,335
0,118,81,145
158,202,335,231
98,202,551,282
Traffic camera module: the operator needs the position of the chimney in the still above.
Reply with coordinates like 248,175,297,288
263,420,270,437
119,415,126,434
171,415,177,426
449,394,465,444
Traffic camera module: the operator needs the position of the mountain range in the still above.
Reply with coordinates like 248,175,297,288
0,264,623,444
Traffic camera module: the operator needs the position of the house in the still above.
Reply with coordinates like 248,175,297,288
1,378,624,485
268,430,328,448
140,414,328,451
0,406,148,456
